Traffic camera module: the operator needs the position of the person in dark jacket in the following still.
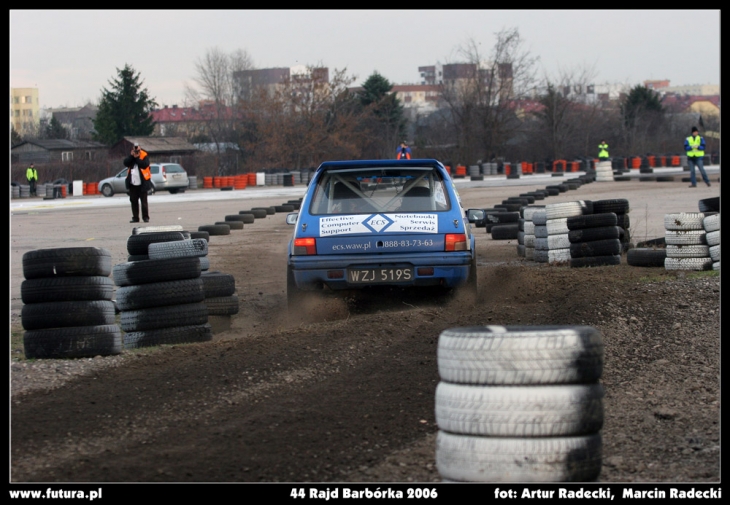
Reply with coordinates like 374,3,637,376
124,142,152,222
396,141,412,160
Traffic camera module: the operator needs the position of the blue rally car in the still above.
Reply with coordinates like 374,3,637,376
285,159,477,307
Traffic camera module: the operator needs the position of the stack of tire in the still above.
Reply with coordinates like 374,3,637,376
486,210,520,239
201,271,239,318
545,201,590,265
663,212,713,272
199,223,231,237
435,325,604,482
590,199,632,253
114,233,211,349
704,214,720,271
520,206,544,261
532,208,549,263
594,161,614,182
567,210,623,268
21,247,122,359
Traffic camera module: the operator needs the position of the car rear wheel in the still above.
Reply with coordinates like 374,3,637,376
169,188,179,194
287,265,308,310
101,184,114,197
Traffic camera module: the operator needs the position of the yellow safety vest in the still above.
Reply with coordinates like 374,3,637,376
598,143,609,158
686,135,704,157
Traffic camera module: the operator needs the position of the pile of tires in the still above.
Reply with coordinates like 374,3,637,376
519,206,544,260
487,211,520,240
592,199,632,253
21,247,121,359
544,201,591,265
435,325,604,482
201,271,239,317
567,214,623,268
113,255,210,349
626,236,667,268
594,161,614,182
664,212,713,271
704,214,720,271
126,230,188,262
532,208,549,263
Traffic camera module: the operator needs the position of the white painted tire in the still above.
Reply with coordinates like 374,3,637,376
532,210,548,226
706,230,720,246
664,212,706,231
435,383,604,437
665,245,710,258
534,238,549,251
548,234,570,250
547,218,569,235
545,201,585,220
534,249,549,263
436,431,602,482
437,325,604,385
524,234,536,248
703,214,720,232
525,246,535,260
524,221,535,235
534,225,548,238
664,257,713,271
522,206,544,221
148,238,208,259
548,248,571,263
709,244,720,262
664,230,707,245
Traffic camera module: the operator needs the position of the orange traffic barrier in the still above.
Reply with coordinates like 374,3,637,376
234,174,248,189
203,177,213,188
648,155,656,167
631,157,641,169
456,165,467,177
671,156,680,166
505,164,511,176
248,173,256,186
445,166,451,174
60,185,67,198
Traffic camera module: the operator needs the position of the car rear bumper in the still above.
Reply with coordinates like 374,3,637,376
288,251,473,290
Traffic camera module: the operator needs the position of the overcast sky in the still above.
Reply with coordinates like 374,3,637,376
10,10,721,110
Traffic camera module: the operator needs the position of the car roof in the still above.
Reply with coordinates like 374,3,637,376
314,159,445,175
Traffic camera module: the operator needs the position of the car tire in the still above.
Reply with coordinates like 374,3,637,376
101,184,114,197
120,302,209,332
204,295,239,315
435,382,604,437
436,431,602,483
437,325,604,385
126,231,186,256
21,276,114,304
198,224,231,236
168,188,179,194
112,257,202,287
22,247,112,280
115,278,205,311
24,324,123,359
22,300,116,331
123,323,212,350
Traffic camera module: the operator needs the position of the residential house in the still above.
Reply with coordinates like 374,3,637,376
111,136,198,164
11,139,108,164
46,103,98,140
11,88,40,136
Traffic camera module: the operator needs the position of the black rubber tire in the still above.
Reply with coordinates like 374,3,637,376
201,271,236,298
566,213,618,230
592,199,629,215
517,194,536,204
656,176,675,182
248,209,268,219
627,248,667,267
190,231,209,242
21,276,114,304
491,223,519,240
22,300,116,331
198,224,230,236
275,204,295,212
635,237,666,248
698,197,720,213
570,239,622,258
123,323,212,349
23,324,122,359
570,254,621,268
116,278,205,311
568,226,621,244
120,302,209,332
22,247,112,280
484,211,520,225
204,294,240,315
127,254,150,262
224,214,247,222
220,186,234,191
148,238,208,259
112,257,202,287
252,206,276,215
126,232,186,256
216,220,242,229
544,187,560,196
236,212,256,223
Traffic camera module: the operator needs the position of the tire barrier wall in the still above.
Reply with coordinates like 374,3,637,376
21,247,122,359
664,212,714,271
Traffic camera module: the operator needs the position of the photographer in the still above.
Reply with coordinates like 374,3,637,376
124,142,152,223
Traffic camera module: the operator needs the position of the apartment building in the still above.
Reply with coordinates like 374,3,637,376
11,87,40,136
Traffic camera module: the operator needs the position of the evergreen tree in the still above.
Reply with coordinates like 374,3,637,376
93,64,157,145
357,72,407,155
621,85,663,130
46,116,68,139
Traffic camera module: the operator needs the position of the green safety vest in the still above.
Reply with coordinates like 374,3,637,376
598,143,609,158
686,135,704,157
26,167,38,181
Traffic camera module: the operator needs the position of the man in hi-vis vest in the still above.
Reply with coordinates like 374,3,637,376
597,140,609,160
684,126,710,188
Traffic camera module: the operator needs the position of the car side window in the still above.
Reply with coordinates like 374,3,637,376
150,166,160,174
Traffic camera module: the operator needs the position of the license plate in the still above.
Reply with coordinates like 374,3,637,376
348,267,414,284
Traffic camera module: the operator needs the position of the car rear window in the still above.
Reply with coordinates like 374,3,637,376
163,164,186,173
309,166,451,215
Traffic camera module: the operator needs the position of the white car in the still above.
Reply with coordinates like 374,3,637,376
98,163,190,197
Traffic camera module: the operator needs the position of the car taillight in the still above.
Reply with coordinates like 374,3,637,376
293,237,316,255
445,233,467,251
161,167,167,181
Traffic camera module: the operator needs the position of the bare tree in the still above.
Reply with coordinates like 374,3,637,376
184,47,255,174
437,28,540,165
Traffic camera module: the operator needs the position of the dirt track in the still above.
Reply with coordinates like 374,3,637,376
10,175,720,488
